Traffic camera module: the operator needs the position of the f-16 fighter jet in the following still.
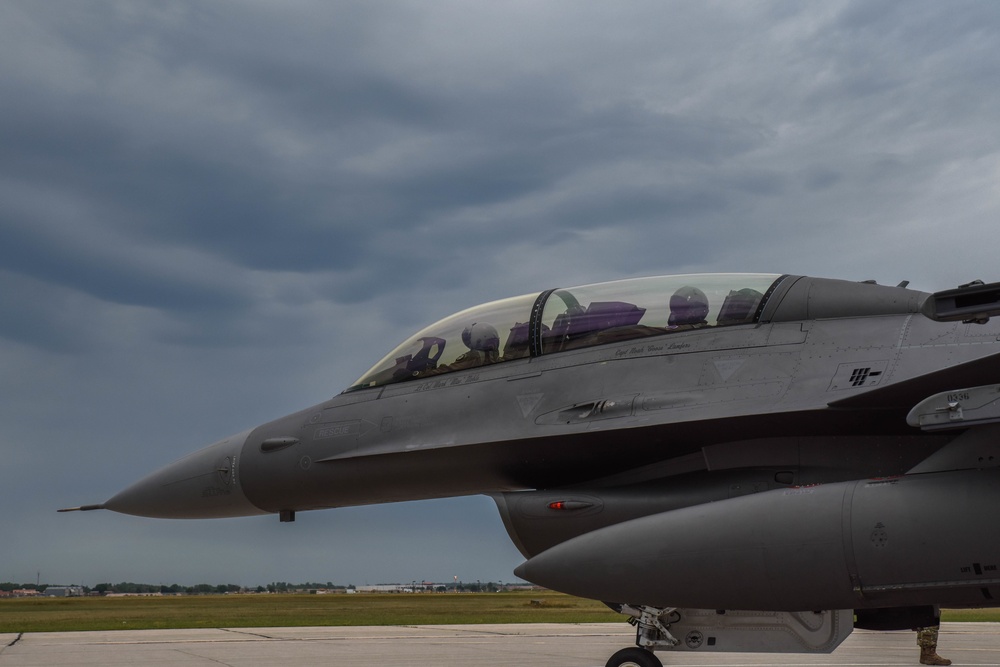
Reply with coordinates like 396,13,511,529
64,273,1000,667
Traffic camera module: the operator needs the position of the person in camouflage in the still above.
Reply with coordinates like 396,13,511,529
915,623,950,666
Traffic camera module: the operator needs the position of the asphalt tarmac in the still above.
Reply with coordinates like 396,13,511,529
2,622,998,666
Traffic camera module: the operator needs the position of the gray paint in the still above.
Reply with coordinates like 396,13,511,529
66,272,1000,661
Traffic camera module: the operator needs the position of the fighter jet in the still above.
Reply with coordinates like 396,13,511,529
63,272,1000,667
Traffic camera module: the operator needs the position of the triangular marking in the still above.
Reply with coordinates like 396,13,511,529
714,359,745,382
517,393,544,418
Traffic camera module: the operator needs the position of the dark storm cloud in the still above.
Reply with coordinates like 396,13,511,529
2,0,798,339
0,273,95,353
0,217,244,314
1,0,782,297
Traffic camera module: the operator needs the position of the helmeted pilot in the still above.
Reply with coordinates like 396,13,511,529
451,322,501,370
668,286,710,329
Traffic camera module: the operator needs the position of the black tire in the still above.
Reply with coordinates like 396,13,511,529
605,647,662,667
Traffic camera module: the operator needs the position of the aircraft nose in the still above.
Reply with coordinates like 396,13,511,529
104,429,267,519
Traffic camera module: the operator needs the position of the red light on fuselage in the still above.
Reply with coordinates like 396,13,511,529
547,500,594,511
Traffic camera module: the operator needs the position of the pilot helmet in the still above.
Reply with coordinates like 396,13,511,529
461,322,500,352
669,286,710,325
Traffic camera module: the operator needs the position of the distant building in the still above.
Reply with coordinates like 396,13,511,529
354,584,413,593
41,586,85,597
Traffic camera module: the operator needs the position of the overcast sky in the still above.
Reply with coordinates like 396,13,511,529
3,1,1000,588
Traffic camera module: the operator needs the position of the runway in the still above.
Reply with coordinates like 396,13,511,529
2,622,998,666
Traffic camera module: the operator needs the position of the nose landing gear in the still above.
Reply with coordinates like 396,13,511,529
604,604,678,667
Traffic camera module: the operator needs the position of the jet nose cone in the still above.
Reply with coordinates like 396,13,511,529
105,429,267,519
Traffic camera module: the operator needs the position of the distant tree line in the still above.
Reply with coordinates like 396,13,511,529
263,581,351,593
93,582,249,595
1,582,47,592
454,582,501,593
0,581,354,595
2,581,509,595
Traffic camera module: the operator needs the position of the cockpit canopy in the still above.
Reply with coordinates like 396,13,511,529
347,273,782,392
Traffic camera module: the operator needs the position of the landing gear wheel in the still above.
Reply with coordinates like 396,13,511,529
605,647,662,667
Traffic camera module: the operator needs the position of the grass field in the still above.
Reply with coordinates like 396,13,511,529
0,591,622,633
2,592,998,633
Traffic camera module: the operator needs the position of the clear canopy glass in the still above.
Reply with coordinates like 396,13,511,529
538,273,779,353
348,292,539,391
347,274,781,391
